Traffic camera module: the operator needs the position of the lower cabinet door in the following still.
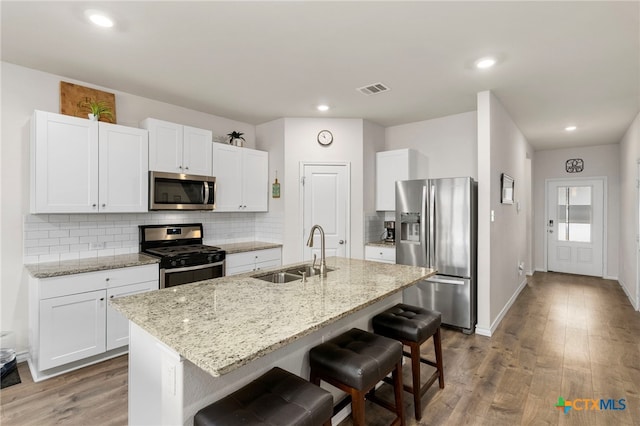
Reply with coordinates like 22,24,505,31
39,290,106,370
106,281,157,351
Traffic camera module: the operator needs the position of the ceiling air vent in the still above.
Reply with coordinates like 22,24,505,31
357,82,390,96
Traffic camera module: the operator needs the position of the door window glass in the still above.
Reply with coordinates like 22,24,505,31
556,186,592,242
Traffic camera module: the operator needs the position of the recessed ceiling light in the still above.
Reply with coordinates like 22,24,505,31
475,57,496,69
85,9,114,28
565,125,577,131
317,105,330,112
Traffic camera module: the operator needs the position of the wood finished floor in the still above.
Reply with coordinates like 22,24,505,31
1,272,638,425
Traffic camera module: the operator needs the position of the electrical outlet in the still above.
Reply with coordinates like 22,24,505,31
89,241,105,250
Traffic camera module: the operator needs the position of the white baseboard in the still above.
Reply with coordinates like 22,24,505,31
526,270,534,277
619,278,639,311
16,350,29,363
604,275,618,281
534,267,547,273
475,276,528,337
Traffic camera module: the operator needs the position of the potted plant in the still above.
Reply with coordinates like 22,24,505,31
227,131,245,147
77,99,114,122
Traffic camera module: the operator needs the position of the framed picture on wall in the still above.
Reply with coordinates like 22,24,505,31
501,173,514,204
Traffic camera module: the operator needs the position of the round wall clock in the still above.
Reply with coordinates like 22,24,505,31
317,130,333,146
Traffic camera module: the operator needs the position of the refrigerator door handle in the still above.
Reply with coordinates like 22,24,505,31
427,277,466,285
421,185,428,262
429,183,436,268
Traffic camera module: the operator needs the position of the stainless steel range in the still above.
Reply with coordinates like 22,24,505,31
139,223,225,288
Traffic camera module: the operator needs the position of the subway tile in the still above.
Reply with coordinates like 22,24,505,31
60,237,80,245
50,245,70,254
26,230,49,240
70,229,89,237
79,236,98,244
48,215,70,223
37,238,60,247
97,248,115,257
38,253,61,262
79,251,98,259
49,230,70,238
70,244,89,252
26,246,49,255
60,252,80,261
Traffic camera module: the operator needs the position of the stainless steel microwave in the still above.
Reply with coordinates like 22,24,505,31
149,171,216,210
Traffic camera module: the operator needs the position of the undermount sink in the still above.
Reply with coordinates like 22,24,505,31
283,265,335,277
251,265,335,283
252,271,302,283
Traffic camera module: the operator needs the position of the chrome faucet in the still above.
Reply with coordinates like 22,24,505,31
306,224,327,277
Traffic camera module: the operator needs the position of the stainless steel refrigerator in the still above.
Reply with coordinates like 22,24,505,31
396,177,477,334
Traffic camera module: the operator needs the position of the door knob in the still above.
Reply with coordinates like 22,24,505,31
339,240,345,244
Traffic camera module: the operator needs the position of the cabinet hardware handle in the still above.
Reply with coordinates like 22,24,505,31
102,204,106,207
100,297,105,301
339,240,345,244
105,278,110,281
110,295,114,299
179,165,183,169
185,166,189,170
92,204,97,207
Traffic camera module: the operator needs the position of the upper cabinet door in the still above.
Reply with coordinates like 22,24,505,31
143,118,183,173
183,125,212,176
31,110,99,213
98,123,149,213
242,149,268,212
212,144,243,211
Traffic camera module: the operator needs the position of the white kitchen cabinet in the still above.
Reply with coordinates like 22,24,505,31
212,144,268,212
365,245,396,264
141,118,212,176
39,290,106,370
28,264,158,381
98,122,149,212
226,247,282,276
106,280,158,351
30,110,148,214
375,148,428,211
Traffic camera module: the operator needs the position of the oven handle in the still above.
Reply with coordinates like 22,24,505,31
163,261,225,274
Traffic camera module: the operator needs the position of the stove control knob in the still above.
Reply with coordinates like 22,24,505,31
208,255,214,262
180,259,186,266
171,261,177,267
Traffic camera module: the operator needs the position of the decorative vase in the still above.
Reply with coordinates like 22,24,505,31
232,138,244,147
88,113,98,121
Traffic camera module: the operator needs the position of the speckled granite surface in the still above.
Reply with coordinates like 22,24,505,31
110,257,435,377
25,253,159,278
366,240,396,248
217,241,282,254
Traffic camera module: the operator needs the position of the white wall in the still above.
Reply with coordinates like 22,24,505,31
255,119,285,242
1,62,257,354
533,144,620,279
385,111,478,179
618,112,640,310
477,91,533,335
281,118,364,264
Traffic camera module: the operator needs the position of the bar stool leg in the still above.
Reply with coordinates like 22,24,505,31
409,341,422,420
392,361,405,426
351,388,366,426
434,328,445,389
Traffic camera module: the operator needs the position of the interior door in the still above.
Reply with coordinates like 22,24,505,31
302,164,349,261
546,179,604,276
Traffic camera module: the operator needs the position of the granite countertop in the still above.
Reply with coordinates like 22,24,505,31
110,257,435,377
366,240,396,248
25,253,159,278
216,241,283,254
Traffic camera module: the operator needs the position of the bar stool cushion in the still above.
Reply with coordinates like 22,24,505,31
194,367,333,426
372,304,441,343
309,328,402,391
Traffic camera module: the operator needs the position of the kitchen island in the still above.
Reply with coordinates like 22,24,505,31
111,256,435,425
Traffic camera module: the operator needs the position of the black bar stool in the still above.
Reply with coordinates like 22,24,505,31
194,367,333,426
372,304,444,420
309,328,405,426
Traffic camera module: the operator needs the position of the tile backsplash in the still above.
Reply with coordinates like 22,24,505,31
23,211,284,264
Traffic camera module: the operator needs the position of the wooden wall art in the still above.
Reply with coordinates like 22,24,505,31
59,81,116,123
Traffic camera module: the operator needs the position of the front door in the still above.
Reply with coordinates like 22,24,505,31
546,178,604,277
301,163,349,261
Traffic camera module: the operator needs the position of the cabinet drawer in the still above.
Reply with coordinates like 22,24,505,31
254,259,281,272
39,264,158,300
226,248,282,269
225,252,256,269
254,248,281,263
365,246,396,263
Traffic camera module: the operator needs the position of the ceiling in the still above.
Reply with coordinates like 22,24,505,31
2,1,638,151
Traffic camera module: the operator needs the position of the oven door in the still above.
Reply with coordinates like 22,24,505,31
160,261,225,288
